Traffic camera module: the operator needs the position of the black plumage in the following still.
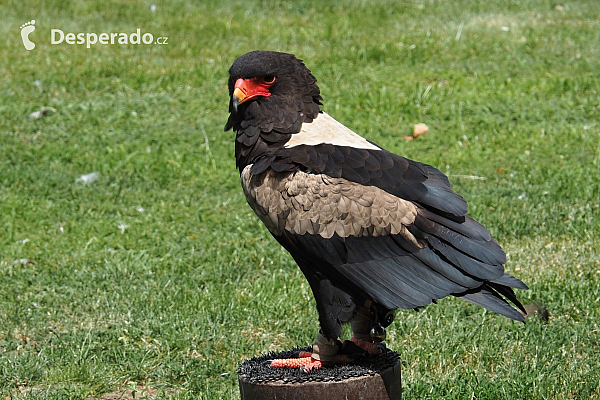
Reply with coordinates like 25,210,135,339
225,50,527,361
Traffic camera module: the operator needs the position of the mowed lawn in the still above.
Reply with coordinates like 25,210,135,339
1,0,599,399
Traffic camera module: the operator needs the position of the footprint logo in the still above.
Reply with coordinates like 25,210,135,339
20,20,36,50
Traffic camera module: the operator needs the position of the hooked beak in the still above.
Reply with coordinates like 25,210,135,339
232,84,246,112
231,78,272,111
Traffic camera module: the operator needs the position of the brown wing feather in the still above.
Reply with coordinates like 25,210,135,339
241,165,423,247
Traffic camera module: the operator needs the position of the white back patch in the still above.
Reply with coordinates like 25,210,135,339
284,112,381,150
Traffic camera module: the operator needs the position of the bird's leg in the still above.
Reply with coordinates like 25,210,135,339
270,331,350,372
347,306,386,355
270,305,392,371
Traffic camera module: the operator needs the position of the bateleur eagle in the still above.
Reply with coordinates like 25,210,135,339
225,50,527,371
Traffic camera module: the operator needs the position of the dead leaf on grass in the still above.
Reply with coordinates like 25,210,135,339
413,123,429,138
404,123,429,140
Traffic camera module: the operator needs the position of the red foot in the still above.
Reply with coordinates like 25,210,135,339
270,352,323,372
350,337,381,355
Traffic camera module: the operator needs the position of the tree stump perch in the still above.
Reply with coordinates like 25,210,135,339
238,347,401,400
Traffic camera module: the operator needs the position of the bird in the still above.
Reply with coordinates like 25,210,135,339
225,50,527,372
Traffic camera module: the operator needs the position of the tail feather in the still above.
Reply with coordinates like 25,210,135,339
487,281,527,315
457,287,526,322
491,273,529,290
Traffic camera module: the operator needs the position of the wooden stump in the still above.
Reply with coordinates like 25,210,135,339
238,347,401,400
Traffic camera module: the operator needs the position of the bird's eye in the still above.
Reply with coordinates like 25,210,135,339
263,75,276,84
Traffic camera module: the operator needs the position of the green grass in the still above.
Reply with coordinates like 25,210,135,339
1,0,599,398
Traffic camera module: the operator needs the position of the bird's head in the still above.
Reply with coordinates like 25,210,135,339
224,51,322,132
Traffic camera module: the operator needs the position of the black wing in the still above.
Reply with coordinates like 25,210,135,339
241,164,527,324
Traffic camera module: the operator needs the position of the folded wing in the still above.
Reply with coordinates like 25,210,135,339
241,166,527,322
